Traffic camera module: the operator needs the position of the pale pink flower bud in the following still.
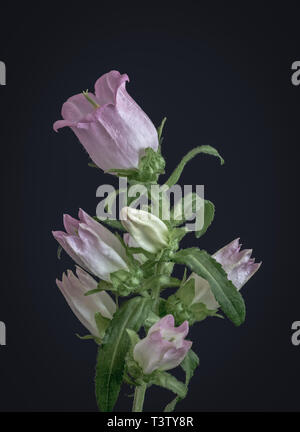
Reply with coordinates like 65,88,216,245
56,267,116,336
53,70,158,172
190,238,261,309
133,315,192,375
120,207,169,254
52,209,128,281
213,238,261,290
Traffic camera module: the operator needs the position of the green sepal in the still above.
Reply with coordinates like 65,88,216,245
75,333,101,345
95,296,152,412
95,312,111,339
126,329,140,351
176,278,196,306
88,162,99,169
110,269,142,296
189,302,222,323
143,311,160,332
150,371,187,399
94,216,126,232
172,248,246,326
57,245,62,260
124,329,145,385
84,288,102,296
165,145,224,188
138,148,165,182
157,117,167,146
108,147,166,183
85,280,115,296
164,350,199,412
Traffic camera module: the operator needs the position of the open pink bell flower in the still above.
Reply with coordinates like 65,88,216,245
53,70,159,172
133,315,192,375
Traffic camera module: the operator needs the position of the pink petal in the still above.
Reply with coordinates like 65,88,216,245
63,214,79,235
94,70,129,106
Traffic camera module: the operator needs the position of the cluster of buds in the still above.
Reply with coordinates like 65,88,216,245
166,238,261,325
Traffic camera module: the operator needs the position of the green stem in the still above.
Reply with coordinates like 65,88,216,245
132,383,147,412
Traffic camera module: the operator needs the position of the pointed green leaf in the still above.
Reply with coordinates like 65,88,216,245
94,217,126,232
151,371,187,399
172,248,245,326
164,349,199,412
95,296,152,412
195,200,215,238
94,312,111,339
165,145,224,188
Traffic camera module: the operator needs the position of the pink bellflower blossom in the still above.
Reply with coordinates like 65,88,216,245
133,314,192,375
53,70,159,172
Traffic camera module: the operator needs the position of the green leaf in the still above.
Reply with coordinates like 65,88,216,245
182,349,199,383
170,192,201,226
151,371,187,399
172,248,245,326
164,349,199,412
95,296,152,412
195,200,215,238
165,145,224,188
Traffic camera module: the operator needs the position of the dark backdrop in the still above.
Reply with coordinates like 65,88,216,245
0,2,299,411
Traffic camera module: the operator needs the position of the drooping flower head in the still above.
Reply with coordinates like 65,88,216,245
133,314,192,375
53,70,159,172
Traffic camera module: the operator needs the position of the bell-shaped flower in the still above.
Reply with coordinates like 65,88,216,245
212,238,261,290
133,314,192,375
53,70,159,172
56,267,116,336
189,238,261,310
120,207,169,254
52,209,128,281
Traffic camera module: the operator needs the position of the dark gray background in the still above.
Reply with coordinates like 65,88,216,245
0,2,299,411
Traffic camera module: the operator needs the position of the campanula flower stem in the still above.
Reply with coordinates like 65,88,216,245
132,382,147,412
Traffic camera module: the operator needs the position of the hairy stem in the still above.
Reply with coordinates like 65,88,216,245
132,383,147,412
